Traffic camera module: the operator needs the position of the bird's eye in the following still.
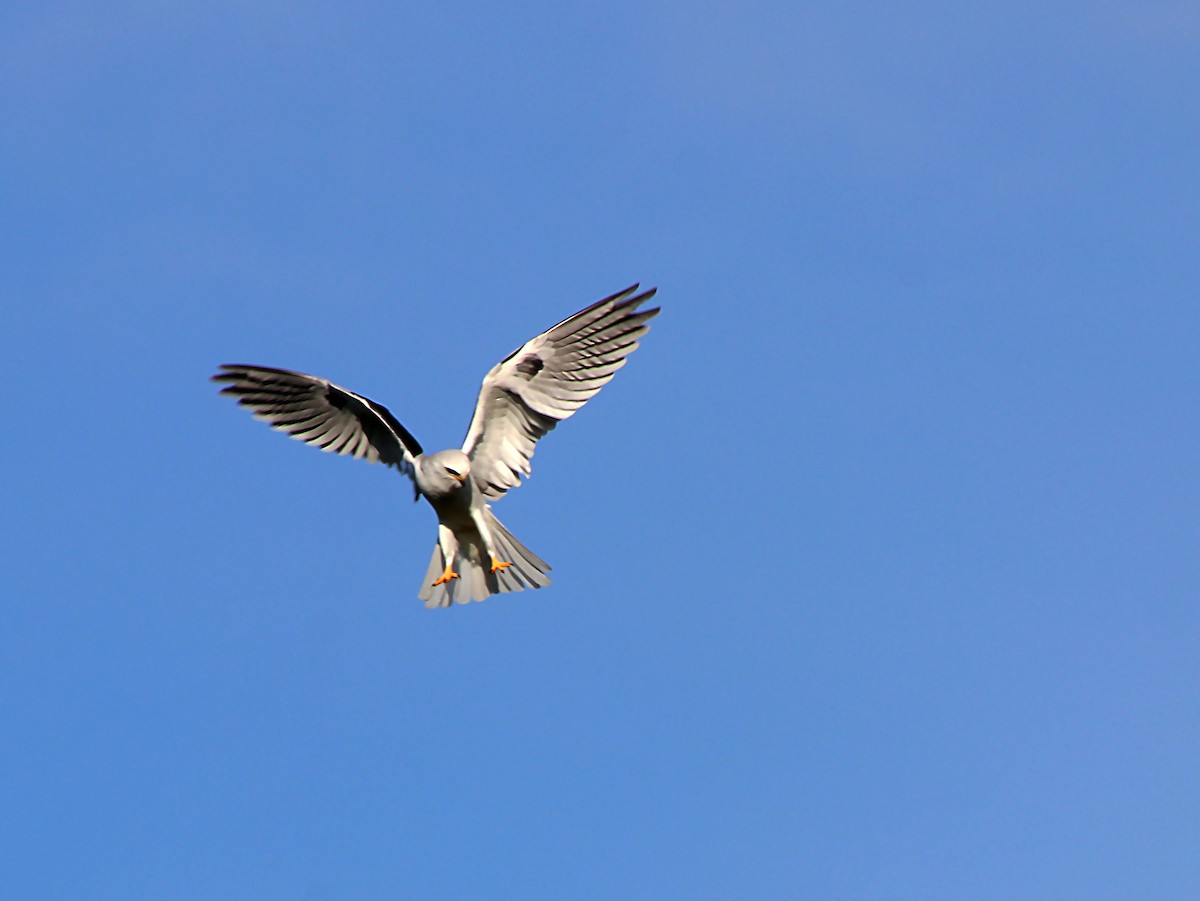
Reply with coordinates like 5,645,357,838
446,468,460,477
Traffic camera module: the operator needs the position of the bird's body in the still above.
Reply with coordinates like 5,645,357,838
213,285,659,608
412,449,551,605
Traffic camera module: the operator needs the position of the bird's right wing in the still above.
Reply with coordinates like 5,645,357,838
461,285,659,500
212,365,423,479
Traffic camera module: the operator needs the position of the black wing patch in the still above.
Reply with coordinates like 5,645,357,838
515,354,545,378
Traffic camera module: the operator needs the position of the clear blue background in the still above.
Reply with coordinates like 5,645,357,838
4,3,1198,898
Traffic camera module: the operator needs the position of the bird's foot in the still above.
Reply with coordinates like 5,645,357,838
432,565,460,586
490,558,512,574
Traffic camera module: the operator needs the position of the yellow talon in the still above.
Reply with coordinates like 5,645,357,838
490,558,512,574
432,565,460,586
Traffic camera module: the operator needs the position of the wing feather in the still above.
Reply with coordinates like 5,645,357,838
462,285,660,500
212,364,423,478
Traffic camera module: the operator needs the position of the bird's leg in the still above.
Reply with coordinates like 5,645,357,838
470,507,511,574
432,523,460,586
432,565,459,586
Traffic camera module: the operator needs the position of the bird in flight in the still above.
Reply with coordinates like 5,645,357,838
213,285,660,608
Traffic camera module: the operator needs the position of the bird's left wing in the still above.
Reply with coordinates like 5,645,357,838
213,365,423,480
461,285,659,500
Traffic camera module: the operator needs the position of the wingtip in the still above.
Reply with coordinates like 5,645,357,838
598,283,640,306
211,363,255,382
621,287,659,317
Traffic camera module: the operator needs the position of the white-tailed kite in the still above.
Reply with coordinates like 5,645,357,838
213,285,660,608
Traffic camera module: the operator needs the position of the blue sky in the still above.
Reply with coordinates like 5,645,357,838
3,2,1198,897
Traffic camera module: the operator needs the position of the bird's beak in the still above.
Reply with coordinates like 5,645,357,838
451,472,467,482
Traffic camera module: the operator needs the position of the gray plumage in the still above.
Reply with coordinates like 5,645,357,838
213,284,659,608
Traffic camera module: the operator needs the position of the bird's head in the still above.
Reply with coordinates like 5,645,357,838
437,449,471,485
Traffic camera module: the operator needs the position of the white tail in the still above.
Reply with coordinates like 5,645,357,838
417,508,551,608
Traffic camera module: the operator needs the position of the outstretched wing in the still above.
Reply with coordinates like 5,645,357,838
461,285,660,500
212,364,423,479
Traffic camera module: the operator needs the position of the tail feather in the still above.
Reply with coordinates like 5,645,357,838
417,509,551,608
